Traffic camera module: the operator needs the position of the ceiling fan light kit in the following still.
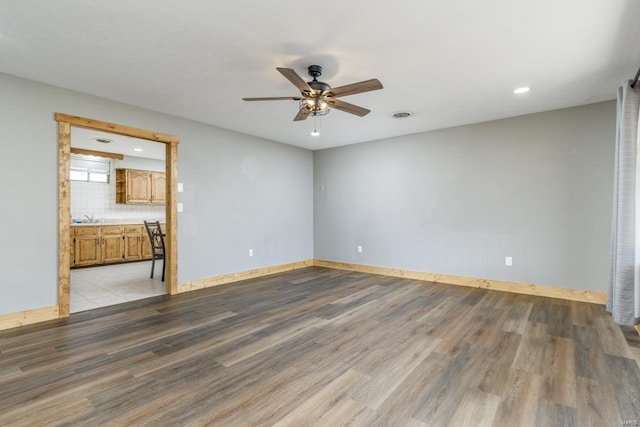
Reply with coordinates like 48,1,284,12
300,97,330,116
243,65,383,123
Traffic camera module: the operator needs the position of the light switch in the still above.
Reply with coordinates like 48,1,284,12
177,203,184,212
177,182,184,192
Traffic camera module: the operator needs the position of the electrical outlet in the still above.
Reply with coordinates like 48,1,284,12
249,248,254,257
505,256,513,266
357,245,363,254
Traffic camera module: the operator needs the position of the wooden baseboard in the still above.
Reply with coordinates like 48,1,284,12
313,259,607,305
0,305,60,331
0,259,609,331
177,259,314,293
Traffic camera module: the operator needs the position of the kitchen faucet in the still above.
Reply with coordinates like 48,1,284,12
84,214,95,223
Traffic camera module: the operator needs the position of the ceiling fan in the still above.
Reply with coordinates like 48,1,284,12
242,65,383,121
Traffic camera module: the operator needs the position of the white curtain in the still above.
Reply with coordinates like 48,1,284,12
608,81,640,325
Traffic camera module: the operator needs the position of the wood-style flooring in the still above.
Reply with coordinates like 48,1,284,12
1,267,639,426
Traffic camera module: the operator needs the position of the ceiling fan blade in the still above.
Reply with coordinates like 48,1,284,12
293,109,311,121
325,79,383,98
330,99,371,117
277,67,314,94
242,96,302,101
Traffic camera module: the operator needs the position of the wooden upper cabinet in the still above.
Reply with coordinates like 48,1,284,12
151,172,166,204
116,168,165,205
126,170,152,204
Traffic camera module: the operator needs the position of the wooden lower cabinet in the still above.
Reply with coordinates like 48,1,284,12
71,224,162,267
74,234,102,267
102,226,124,264
70,230,75,267
141,233,153,260
124,226,143,261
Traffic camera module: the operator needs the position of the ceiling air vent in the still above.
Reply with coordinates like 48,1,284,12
392,112,411,119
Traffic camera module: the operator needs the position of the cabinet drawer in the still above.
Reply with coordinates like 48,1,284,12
124,225,141,234
73,226,100,236
101,225,124,234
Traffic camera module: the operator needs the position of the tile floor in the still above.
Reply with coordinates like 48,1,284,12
70,261,166,313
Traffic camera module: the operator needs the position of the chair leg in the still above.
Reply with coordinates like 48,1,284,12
161,257,166,282
150,257,155,279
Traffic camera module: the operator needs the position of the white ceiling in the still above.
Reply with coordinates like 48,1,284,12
71,128,165,161
1,1,639,150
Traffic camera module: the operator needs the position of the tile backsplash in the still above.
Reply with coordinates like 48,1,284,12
70,155,166,222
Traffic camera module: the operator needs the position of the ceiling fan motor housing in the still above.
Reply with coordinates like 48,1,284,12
308,65,323,78
307,65,331,92
309,80,330,91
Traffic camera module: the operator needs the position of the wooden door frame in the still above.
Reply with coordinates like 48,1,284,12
56,113,179,317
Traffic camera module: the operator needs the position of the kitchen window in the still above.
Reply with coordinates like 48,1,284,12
70,155,111,183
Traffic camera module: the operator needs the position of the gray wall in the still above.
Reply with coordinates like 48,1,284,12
314,102,615,292
0,70,616,316
0,72,313,315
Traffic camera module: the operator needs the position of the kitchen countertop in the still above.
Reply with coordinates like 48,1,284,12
71,219,164,226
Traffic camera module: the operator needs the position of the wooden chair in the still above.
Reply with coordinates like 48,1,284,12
143,220,165,282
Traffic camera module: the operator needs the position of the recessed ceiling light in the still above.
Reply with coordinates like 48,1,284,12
94,138,113,144
133,148,143,152
392,112,411,119
513,87,530,94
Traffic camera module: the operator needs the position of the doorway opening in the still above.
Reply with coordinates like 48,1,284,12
69,129,166,312
56,113,179,317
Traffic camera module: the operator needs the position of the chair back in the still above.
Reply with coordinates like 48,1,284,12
143,221,165,256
